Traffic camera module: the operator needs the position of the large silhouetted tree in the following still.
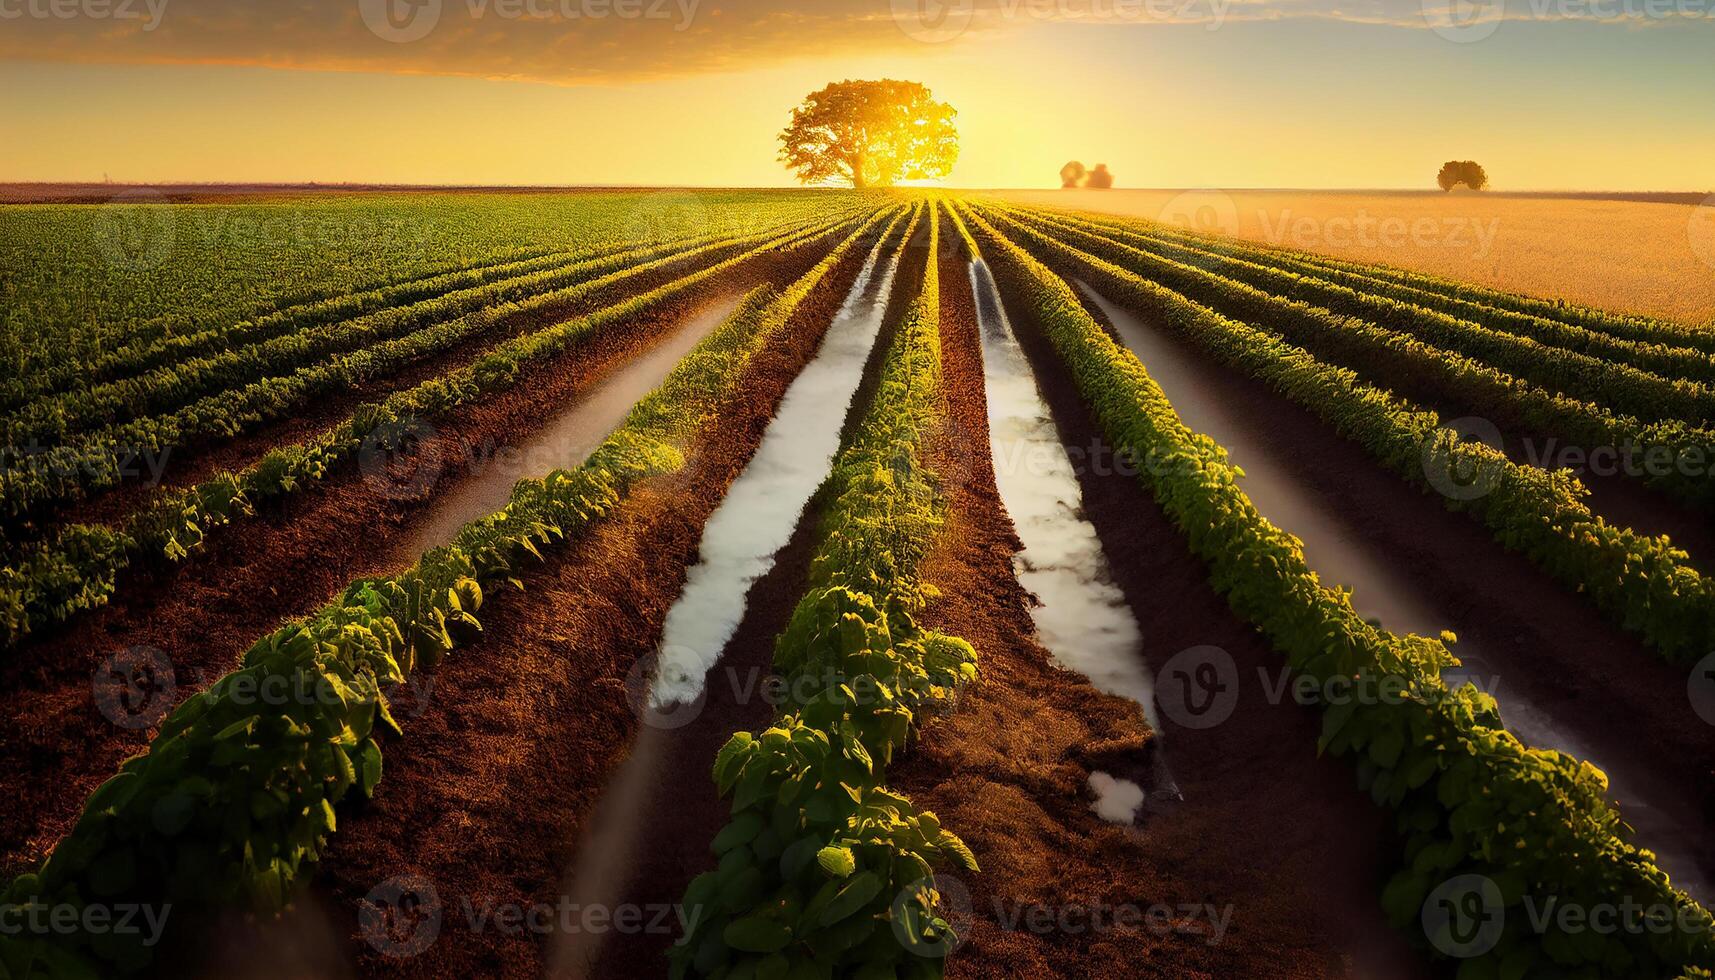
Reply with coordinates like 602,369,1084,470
1438,160,1490,191
779,80,958,188
1086,164,1114,189
1060,161,1087,188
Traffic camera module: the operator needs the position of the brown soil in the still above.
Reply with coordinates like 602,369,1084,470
1032,240,1715,893
557,207,923,980
881,246,1434,978
160,225,881,979
46,238,790,535
0,244,823,879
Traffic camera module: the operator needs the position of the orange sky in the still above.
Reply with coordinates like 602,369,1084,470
3,0,1712,189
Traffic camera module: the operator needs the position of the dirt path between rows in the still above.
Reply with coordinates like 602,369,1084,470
0,246,820,879
153,226,881,979
878,246,1430,979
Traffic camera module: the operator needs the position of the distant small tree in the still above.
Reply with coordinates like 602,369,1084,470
1086,164,1114,189
778,80,958,188
1438,160,1489,191
1060,161,1086,188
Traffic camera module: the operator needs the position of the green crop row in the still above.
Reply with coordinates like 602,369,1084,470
3,212,854,445
964,203,1715,980
1009,203,1715,384
0,207,893,979
2,228,774,446
988,207,1715,665
1032,201,1715,355
0,214,865,650
995,206,1715,428
0,191,866,391
672,203,981,980
982,205,1715,512
0,221,827,538
1,241,605,415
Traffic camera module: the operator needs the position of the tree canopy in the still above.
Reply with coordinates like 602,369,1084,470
1438,160,1490,191
778,80,958,188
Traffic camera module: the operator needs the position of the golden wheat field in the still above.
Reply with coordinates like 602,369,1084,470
999,188,1715,325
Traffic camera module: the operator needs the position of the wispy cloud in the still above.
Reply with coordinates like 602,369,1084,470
0,0,1707,85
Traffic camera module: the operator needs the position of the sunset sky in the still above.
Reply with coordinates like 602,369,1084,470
3,0,1712,189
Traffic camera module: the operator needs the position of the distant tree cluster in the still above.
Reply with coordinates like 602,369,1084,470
1060,161,1114,189
1438,160,1490,192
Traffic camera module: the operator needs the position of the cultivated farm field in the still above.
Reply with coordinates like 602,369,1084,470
999,188,1715,324
2,189,1714,980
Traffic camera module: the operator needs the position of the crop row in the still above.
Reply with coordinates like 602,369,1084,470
0,214,867,650
963,203,1715,979
0,219,831,537
1053,203,1715,356
0,241,595,414
996,206,1715,428
673,203,980,980
1020,205,1715,385
0,191,848,387
0,208,893,978
986,207,1715,665
3,213,853,446
984,205,1715,511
